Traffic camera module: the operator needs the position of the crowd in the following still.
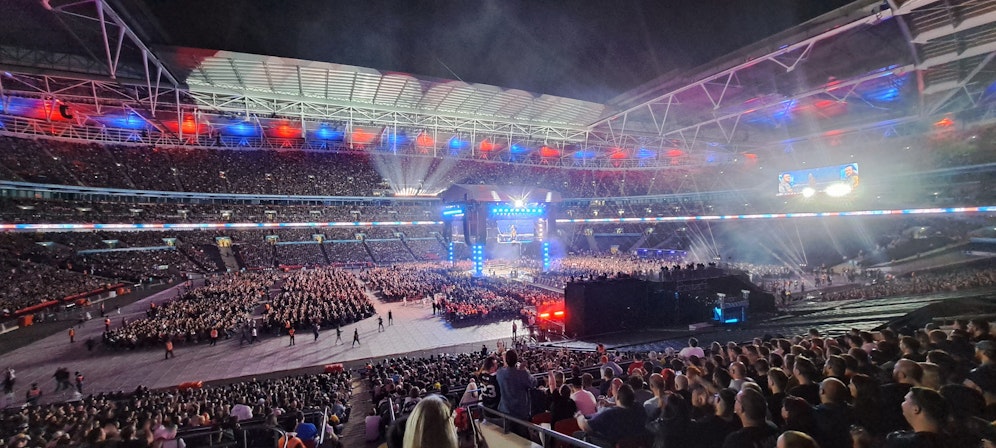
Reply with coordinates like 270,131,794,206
0,198,439,224
364,315,996,448
263,267,375,331
362,264,562,321
814,264,996,303
77,250,208,283
102,272,275,349
0,257,108,316
0,369,352,448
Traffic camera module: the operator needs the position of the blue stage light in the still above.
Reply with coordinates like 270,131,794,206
315,126,344,141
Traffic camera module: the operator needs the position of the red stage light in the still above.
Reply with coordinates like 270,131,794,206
539,146,559,158
667,149,684,157
553,311,564,317
416,133,434,147
813,99,836,109
934,117,954,128
479,139,497,151
610,150,628,159
351,129,375,144
165,119,206,134
539,313,550,318
272,124,301,139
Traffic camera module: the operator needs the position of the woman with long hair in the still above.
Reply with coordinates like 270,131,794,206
403,395,458,448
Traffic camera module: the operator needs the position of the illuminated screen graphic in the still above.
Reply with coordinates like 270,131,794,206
494,219,535,243
777,163,860,197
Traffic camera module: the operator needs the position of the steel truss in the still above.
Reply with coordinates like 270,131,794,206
587,0,996,153
0,0,182,131
586,4,904,147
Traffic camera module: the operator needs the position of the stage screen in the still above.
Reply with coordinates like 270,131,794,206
776,163,859,196
493,219,535,243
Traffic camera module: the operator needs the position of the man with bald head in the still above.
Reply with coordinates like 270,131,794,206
723,388,778,448
729,361,755,391
881,359,922,433
814,378,854,448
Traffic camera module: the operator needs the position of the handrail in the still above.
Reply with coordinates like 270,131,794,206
319,406,328,446
471,403,603,448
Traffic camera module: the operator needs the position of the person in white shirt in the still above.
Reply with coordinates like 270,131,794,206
230,400,253,421
569,377,598,417
678,337,705,360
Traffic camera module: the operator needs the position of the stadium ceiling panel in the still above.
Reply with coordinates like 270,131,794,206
166,49,607,129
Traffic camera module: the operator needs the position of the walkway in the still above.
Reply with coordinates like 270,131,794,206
0,283,515,406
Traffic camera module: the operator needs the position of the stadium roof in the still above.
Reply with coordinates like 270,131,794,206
160,48,606,128
0,0,994,170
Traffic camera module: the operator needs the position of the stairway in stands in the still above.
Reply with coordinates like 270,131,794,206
319,242,332,264
337,376,376,446
177,244,212,272
361,241,377,263
400,237,418,261
218,246,242,272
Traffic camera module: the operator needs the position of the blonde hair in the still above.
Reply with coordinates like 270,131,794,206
403,395,457,448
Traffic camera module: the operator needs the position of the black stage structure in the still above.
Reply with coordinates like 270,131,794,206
564,268,776,338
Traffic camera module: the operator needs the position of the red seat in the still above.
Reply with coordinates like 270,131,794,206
531,411,552,425
553,418,581,448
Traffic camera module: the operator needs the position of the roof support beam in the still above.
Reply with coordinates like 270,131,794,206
926,51,996,114
588,4,892,129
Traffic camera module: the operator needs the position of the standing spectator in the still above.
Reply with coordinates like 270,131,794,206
388,310,393,326
3,368,14,396
353,328,360,347
25,383,41,405
364,409,381,443
313,322,320,341
74,371,84,394
165,339,174,359
497,349,535,437
209,328,219,346
68,328,75,343
335,326,343,345
288,327,296,346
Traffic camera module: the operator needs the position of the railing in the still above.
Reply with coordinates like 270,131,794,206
174,408,328,448
466,401,603,448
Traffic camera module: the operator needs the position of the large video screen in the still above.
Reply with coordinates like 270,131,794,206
494,219,535,243
777,163,859,197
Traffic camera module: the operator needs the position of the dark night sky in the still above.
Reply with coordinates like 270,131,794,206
124,0,854,103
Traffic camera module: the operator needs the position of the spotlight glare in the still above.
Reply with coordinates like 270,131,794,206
801,187,816,198
825,182,853,197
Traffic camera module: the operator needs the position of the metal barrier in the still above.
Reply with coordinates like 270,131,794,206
468,402,603,448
